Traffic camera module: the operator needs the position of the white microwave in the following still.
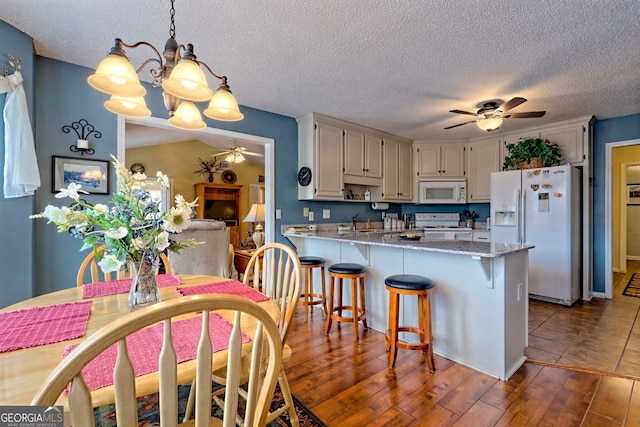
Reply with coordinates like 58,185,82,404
418,179,467,204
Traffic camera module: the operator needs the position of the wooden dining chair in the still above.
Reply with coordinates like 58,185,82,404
76,246,172,286
188,243,302,426
31,294,282,427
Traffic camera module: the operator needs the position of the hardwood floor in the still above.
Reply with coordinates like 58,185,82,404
283,261,640,426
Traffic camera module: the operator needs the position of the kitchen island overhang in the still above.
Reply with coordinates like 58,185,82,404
284,230,534,380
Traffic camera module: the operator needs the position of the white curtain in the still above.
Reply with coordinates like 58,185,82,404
0,71,41,198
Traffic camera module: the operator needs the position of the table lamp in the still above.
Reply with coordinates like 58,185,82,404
243,203,266,248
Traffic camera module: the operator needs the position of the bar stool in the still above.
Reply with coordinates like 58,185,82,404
385,274,435,371
298,256,327,318
325,263,368,339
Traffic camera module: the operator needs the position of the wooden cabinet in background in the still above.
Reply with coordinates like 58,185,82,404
414,142,466,178
194,183,243,247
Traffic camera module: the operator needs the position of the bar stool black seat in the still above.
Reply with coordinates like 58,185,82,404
385,274,435,371
325,263,368,339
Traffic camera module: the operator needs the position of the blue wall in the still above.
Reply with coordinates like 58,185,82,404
1,17,638,303
0,21,36,307
592,113,640,293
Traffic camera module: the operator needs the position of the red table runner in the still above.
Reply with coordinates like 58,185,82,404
82,273,182,298
0,301,92,353
176,280,269,302
63,313,250,392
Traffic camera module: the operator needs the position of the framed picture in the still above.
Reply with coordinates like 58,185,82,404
219,161,230,169
52,156,110,194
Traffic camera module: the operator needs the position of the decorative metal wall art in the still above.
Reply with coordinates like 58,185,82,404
62,119,102,156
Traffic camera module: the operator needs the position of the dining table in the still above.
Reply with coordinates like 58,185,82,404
0,274,278,424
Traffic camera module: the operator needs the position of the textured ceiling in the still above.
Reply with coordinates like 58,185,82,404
2,0,640,141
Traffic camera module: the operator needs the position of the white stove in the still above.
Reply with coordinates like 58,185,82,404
415,213,473,240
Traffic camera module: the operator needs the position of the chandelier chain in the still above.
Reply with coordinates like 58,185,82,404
169,0,176,39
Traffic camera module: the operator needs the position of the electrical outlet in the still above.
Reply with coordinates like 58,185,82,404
303,207,309,217
308,211,314,221
517,283,523,301
275,209,281,219
323,209,330,219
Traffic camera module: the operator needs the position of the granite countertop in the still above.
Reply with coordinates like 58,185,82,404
282,229,533,258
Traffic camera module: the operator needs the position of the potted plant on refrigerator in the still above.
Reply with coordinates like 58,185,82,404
503,137,562,170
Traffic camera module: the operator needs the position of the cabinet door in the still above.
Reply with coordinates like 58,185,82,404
416,145,441,177
364,134,383,178
468,139,500,202
382,139,400,200
441,144,466,177
343,128,365,176
315,122,344,198
542,124,585,164
397,142,413,200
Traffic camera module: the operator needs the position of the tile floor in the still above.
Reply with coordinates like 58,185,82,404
526,260,640,377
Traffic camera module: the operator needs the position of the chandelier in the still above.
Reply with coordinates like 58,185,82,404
87,0,243,130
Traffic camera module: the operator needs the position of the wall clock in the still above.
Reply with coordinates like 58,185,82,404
298,167,312,186
222,170,237,184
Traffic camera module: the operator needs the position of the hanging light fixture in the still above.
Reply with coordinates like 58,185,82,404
225,150,245,163
87,0,244,130
476,116,503,132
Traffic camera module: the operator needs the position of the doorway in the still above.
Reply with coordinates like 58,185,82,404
605,138,640,298
116,116,276,244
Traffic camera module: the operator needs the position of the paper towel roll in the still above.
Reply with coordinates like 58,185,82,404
371,202,389,210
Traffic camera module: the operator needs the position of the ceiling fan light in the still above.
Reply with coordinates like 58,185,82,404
204,86,244,121
225,152,245,163
88,54,146,97
104,95,152,118
168,101,207,130
477,117,503,132
161,59,213,102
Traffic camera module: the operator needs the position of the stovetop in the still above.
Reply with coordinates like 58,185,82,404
415,212,465,229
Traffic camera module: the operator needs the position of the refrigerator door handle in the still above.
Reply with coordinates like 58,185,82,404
516,189,521,244
521,190,526,243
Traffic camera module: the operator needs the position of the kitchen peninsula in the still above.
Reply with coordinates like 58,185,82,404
283,227,533,380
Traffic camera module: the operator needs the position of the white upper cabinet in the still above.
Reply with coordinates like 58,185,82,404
344,127,383,185
467,137,501,202
541,121,586,165
297,113,344,200
379,138,413,201
415,142,466,178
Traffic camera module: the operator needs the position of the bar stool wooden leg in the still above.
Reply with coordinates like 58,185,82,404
421,293,435,371
351,277,359,339
359,276,368,330
325,275,335,335
388,291,400,369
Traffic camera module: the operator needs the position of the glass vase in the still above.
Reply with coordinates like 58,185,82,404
128,259,161,311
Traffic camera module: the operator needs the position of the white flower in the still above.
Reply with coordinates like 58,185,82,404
105,226,128,239
155,231,170,251
132,237,146,251
163,207,191,233
43,205,70,224
93,204,108,214
157,171,169,187
55,183,87,200
98,254,124,273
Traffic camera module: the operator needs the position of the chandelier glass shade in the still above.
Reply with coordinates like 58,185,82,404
168,101,206,130
225,151,245,163
476,117,503,132
104,95,151,118
87,0,243,130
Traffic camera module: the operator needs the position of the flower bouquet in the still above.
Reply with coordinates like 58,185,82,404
31,155,200,310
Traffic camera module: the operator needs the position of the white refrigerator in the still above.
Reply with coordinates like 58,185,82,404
490,165,581,305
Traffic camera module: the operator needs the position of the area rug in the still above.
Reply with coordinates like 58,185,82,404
623,273,640,297
93,383,327,426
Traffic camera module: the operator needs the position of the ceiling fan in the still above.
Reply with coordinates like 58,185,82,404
210,144,264,163
445,97,546,132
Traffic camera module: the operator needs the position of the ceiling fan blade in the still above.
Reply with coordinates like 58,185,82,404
500,97,527,112
242,151,264,157
444,120,476,130
210,150,232,156
503,111,546,119
449,109,478,117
